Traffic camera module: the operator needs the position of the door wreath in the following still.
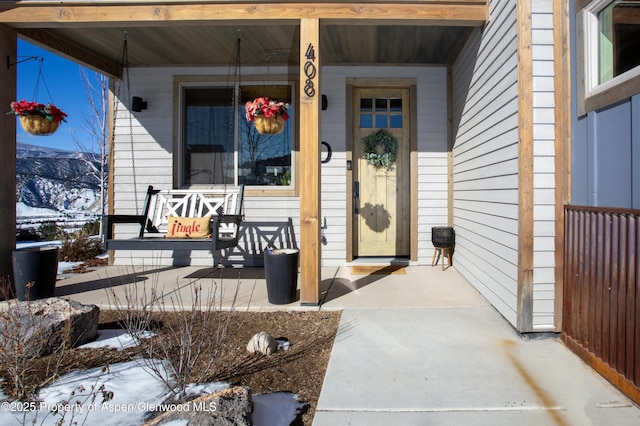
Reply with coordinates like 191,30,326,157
362,129,398,170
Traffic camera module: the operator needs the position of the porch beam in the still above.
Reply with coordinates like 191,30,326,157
0,24,17,292
0,3,487,27
298,17,321,305
17,28,121,78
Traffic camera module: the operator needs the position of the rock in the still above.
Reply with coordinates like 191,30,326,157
143,386,252,426
0,297,99,357
246,331,277,355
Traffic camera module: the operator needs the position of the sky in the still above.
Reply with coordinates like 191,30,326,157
15,40,96,152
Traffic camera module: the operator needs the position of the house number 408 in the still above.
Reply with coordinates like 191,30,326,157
304,43,316,98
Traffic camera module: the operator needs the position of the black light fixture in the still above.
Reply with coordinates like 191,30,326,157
131,96,147,112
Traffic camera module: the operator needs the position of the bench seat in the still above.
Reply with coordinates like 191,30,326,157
103,186,243,264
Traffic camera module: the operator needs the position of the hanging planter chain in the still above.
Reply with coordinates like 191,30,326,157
8,56,67,136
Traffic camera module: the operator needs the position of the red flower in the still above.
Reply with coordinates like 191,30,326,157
7,99,67,122
46,104,68,122
245,97,289,123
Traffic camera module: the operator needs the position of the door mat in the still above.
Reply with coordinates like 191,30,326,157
351,265,405,275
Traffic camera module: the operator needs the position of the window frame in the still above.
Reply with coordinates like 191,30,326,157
577,0,640,115
173,75,298,196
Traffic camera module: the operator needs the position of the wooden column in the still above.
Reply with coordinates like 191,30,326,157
552,0,571,332
299,18,321,305
516,1,534,332
0,25,17,292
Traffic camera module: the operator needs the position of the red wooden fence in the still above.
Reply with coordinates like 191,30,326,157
562,205,640,405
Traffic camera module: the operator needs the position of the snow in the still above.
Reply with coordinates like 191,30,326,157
78,330,155,350
0,331,306,425
16,202,61,218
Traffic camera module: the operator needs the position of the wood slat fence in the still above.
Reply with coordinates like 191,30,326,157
563,205,640,405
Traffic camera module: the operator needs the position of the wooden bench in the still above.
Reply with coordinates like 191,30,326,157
103,185,244,264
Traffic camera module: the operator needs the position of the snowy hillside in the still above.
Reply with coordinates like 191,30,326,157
16,142,104,227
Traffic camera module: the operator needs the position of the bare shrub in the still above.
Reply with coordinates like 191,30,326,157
59,233,103,262
38,221,65,241
107,274,244,400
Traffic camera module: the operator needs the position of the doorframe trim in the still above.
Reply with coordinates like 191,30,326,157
345,78,418,262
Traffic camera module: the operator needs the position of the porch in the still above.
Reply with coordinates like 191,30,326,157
54,263,488,310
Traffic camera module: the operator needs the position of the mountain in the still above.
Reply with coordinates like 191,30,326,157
16,143,104,223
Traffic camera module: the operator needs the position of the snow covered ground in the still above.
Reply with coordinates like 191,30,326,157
0,330,306,426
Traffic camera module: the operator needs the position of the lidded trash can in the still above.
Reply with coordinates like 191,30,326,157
264,248,299,304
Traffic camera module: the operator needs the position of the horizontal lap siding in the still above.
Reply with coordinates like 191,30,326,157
452,0,557,330
111,65,448,266
531,0,556,330
452,0,520,326
110,67,300,266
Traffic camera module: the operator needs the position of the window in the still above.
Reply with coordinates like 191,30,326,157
181,83,294,188
580,0,640,113
359,97,403,129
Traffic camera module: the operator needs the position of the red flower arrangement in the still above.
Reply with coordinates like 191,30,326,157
245,97,289,122
8,99,68,122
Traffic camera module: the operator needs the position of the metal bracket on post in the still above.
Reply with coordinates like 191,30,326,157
6,55,43,69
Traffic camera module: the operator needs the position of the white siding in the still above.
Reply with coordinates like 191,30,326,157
452,0,557,331
111,65,448,266
531,0,556,331
452,0,519,326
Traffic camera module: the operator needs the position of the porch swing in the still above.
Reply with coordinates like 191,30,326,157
103,32,244,266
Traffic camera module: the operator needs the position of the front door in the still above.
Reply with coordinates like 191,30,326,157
353,87,410,257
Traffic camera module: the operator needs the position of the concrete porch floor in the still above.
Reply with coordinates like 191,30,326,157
55,263,488,310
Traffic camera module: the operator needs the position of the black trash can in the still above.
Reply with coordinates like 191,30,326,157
264,248,299,304
12,245,59,301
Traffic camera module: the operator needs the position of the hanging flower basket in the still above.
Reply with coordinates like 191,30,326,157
19,115,60,136
7,100,67,136
245,97,289,135
253,115,286,135
362,129,399,171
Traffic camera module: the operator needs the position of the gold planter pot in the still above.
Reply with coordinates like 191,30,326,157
19,115,59,136
253,115,285,135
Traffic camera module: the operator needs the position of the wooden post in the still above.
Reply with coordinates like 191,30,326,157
299,18,321,305
0,24,17,292
517,1,534,332
553,0,571,332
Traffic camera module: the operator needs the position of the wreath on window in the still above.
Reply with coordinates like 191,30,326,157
362,129,398,171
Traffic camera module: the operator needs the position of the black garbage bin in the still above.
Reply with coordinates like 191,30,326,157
264,248,299,304
12,245,59,301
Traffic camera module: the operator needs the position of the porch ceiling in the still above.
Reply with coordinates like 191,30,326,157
16,24,475,73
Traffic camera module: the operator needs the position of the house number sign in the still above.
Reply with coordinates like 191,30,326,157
304,43,316,98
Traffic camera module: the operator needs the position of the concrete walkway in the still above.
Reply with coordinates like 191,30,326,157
313,307,640,425
53,263,640,424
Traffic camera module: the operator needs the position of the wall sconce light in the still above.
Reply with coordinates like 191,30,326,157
131,96,147,112
322,94,328,110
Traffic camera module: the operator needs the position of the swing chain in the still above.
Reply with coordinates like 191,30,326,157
111,31,139,213
123,34,139,213
226,31,242,188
